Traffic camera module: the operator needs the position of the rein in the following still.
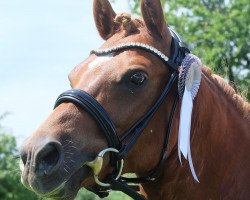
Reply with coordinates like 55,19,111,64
54,28,190,200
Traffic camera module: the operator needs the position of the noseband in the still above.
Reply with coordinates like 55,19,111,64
54,28,190,200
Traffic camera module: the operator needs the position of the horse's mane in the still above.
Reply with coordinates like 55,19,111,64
202,67,250,120
114,13,144,35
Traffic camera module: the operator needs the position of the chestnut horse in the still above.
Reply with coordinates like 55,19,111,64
19,0,250,199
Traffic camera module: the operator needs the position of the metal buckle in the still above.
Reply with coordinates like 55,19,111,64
85,148,124,187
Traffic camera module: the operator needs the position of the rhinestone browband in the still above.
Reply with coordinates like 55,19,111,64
90,42,170,64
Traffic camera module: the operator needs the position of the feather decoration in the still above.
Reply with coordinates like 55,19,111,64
178,54,202,182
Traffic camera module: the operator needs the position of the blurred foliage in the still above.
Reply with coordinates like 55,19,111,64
75,188,132,200
0,114,38,200
128,0,250,99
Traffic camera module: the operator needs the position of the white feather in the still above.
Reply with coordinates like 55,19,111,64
178,87,199,182
178,87,193,161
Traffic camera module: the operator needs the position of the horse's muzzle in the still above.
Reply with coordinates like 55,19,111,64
19,141,64,192
19,136,95,199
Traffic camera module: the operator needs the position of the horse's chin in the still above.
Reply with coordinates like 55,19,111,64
39,166,91,200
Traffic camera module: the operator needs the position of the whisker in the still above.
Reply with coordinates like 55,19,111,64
5,169,21,176
6,155,21,164
62,140,73,148
63,167,69,174
8,169,21,172
13,155,20,159
64,164,71,171
65,151,74,155
68,146,78,150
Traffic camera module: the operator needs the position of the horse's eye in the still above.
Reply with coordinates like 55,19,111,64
130,72,147,86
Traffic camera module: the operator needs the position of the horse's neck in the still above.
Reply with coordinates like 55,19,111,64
143,69,250,200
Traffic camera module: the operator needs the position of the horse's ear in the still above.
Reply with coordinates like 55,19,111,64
141,0,169,39
93,0,116,40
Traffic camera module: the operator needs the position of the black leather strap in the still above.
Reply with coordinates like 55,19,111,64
54,90,121,165
54,27,190,199
120,93,179,184
117,72,178,159
107,177,146,200
54,90,121,148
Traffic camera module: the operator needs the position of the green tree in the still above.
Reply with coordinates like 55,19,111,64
128,0,250,99
0,114,38,200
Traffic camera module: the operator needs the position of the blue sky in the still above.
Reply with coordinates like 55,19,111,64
0,0,129,145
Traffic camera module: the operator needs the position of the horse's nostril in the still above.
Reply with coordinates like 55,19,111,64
40,145,59,167
36,142,62,176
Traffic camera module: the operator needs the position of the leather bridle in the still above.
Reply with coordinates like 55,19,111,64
54,28,190,200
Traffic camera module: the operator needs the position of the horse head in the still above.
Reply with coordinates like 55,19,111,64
19,0,194,199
